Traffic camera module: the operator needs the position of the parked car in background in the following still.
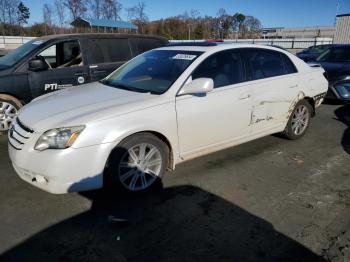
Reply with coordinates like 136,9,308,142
8,43,328,194
0,33,168,131
313,44,350,102
297,44,331,62
0,49,9,57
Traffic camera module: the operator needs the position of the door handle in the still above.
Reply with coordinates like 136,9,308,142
289,84,298,89
74,72,88,76
239,93,251,100
92,70,106,74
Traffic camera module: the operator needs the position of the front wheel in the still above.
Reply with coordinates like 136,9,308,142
105,133,169,194
282,100,313,140
0,95,22,132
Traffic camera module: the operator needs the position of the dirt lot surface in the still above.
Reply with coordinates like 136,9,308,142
0,103,349,262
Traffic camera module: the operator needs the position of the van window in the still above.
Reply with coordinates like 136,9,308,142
192,50,244,88
37,40,83,69
130,38,165,56
88,38,131,64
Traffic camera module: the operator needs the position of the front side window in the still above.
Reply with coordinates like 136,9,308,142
247,49,286,80
192,50,244,88
37,40,83,69
102,50,203,94
317,47,350,62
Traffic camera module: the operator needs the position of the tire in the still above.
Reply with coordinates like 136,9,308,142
282,99,313,140
105,133,169,194
0,94,23,133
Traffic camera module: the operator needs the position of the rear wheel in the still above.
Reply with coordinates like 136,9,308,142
0,95,22,132
282,100,312,140
105,133,169,194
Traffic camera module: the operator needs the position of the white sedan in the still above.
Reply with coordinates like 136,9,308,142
8,43,328,194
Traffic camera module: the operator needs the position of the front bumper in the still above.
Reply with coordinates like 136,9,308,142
8,141,117,194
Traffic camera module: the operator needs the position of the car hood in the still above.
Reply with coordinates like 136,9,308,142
18,82,162,132
318,61,350,80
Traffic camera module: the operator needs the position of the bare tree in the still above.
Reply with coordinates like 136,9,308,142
101,0,122,21
55,0,66,30
241,16,261,38
43,3,53,34
89,0,102,19
64,0,87,20
126,1,148,33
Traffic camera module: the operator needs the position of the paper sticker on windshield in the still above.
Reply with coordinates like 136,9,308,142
173,54,197,61
32,40,44,45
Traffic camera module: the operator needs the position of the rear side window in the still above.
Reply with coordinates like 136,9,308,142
246,49,286,80
192,50,244,88
282,55,298,74
88,38,131,64
130,38,166,56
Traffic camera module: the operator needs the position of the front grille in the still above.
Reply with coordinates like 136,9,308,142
8,118,33,150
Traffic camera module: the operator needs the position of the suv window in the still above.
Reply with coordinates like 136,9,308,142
192,50,244,88
88,38,131,64
130,38,165,56
246,49,286,80
38,40,83,69
317,46,350,62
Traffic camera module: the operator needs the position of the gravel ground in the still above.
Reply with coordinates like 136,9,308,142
0,103,349,262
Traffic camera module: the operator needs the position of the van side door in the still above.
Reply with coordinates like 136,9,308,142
86,38,132,82
28,39,89,98
129,37,168,57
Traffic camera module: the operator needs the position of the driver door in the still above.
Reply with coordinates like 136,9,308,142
28,40,89,99
176,49,253,160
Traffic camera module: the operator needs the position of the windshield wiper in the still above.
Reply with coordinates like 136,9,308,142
100,79,160,94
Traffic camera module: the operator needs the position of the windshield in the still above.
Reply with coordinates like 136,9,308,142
316,46,350,62
101,50,203,94
0,39,46,68
308,45,329,54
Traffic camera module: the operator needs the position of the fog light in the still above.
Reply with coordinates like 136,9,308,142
335,83,350,99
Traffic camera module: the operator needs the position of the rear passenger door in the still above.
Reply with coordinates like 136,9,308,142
244,48,300,133
86,38,132,82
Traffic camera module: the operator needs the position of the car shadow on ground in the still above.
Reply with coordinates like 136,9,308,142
334,104,350,154
1,184,325,262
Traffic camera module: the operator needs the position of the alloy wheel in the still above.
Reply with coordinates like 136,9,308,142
0,102,18,131
291,105,309,136
118,143,163,191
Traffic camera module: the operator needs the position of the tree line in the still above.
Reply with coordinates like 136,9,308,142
0,0,262,39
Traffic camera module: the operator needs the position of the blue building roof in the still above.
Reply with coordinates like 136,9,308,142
71,17,137,30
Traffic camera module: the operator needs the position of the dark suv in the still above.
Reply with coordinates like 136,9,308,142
314,44,350,102
0,33,168,131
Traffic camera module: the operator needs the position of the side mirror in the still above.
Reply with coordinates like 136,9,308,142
28,57,48,72
179,78,214,96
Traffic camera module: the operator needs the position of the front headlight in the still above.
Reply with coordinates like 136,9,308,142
335,83,350,99
34,126,85,151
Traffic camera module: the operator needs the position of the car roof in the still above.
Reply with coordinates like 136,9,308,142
157,43,290,54
36,33,168,41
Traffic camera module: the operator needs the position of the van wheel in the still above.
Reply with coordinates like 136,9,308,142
0,95,22,132
105,133,169,194
282,100,312,140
